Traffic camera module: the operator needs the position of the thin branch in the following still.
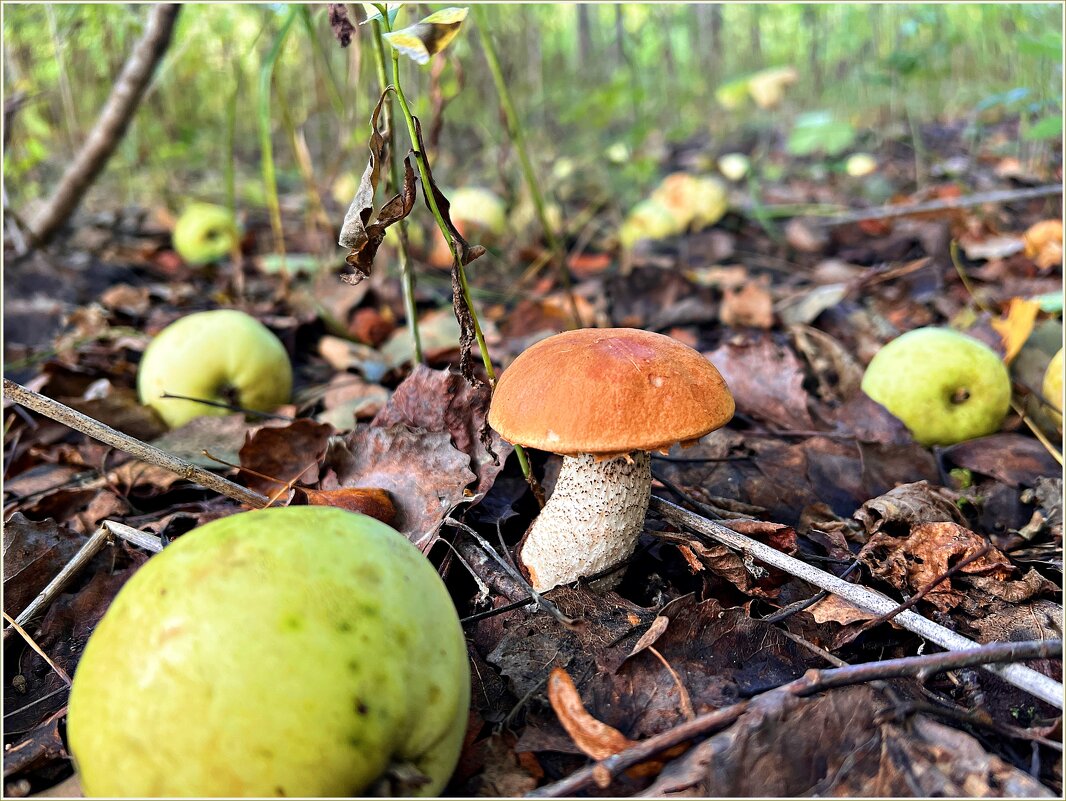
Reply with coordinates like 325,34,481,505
2,611,71,686
810,184,1062,229
3,379,269,509
650,496,1065,710
27,5,181,246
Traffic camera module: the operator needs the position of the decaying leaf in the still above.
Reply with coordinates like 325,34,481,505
990,297,1040,364
338,91,417,284
1023,218,1064,270
547,666,636,760
383,7,468,65
238,419,334,499
296,487,396,526
853,481,966,537
2,515,84,618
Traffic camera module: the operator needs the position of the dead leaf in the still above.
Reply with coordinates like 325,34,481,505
1023,219,1063,270
859,522,1014,611
943,434,1060,488
854,481,966,537
990,297,1040,363
297,487,396,526
720,275,773,328
238,419,334,498
547,666,636,760
323,424,475,549
807,594,879,625
705,334,815,431
382,7,468,65
2,515,83,617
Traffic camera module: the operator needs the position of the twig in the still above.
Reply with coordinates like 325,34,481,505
3,526,111,641
855,545,993,634
27,5,180,246
102,520,163,554
531,639,1061,797
761,560,861,624
3,379,269,509
811,184,1062,229
1011,398,1064,466
2,611,71,686
650,496,1064,709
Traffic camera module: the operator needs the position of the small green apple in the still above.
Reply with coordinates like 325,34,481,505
67,506,471,797
618,199,681,250
172,203,240,266
718,153,751,182
861,327,1012,446
1043,347,1063,428
650,173,728,231
138,309,292,428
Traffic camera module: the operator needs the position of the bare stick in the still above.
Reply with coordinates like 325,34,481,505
3,379,269,509
4,526,111,640
810,184,1061,229
103,520,163,554
26,5,181,246
532,638,1062,797
2,611,71,686
650,496,1064,709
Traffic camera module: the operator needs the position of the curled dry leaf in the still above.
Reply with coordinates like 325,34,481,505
1023,218,1063,270
547,666,636,761
296,487,396,526
238,419,334,499
338,90,417,284
2,514,83,617
859,522,1014,612
383,7,468,66
853,480,966,537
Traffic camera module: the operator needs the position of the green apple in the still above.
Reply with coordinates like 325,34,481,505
861,327,1012,446
138,309,292,428
650,173,728,231
172,203,240,266
67,506,470,797
1043,347,1063,428
618,199,681,250
717,153,751,182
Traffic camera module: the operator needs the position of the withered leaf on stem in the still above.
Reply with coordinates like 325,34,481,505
326,3,356,48
411,115,486,384
338,90,417,285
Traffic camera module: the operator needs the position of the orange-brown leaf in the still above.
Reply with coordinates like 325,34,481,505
297,487,396,526
547,667,635,760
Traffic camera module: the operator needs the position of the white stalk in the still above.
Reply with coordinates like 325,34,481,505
519,452,651,591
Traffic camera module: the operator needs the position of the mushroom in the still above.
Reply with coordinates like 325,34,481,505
488,328,734,591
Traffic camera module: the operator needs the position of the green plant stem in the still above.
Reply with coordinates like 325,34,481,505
378,6,534,489
371,18,423,364
473,5,581,330
224,61,239,217
258,7,298,260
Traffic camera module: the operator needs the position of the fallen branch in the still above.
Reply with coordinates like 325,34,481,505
650,496,1064,710
26,4,181,246
3,379,269,508
531,638,1061,797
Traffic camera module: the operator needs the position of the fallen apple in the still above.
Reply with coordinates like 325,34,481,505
861,327,1012,446
717,153,751,182
618,199,681,250
138,309,292,428
67,506,470,797
1043,347,1063,428
650,173,728,231
172,203,240,266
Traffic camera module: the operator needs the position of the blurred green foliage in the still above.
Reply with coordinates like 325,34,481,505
3,3,1061,217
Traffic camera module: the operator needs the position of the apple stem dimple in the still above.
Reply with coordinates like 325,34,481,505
950,387,971,405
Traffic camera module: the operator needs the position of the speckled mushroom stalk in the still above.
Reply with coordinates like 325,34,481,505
519,452,651,591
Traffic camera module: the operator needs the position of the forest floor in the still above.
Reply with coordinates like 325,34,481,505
2,118,1063,797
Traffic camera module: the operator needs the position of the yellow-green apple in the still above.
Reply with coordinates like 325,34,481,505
1043,347,1063,428
172,203,240,266
137,309,292,428
66,506,470,797
861,327,1012,445
618,199,682,250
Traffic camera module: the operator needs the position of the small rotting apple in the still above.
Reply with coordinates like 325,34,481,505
1043,347,1063,428
172,203,240,266
66,506,471,798
861,327,1012,446
137,309,292,428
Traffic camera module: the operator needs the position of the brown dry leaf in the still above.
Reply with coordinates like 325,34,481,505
641,684,1055,797
373,365,511,496
720,275,773,328
807,594,878,625
859,522,1014,611
316,374,390,430
990,297,1040,364
323,424,475,549
705,334,815,431
547,666,636,760
238,419,334,498
2,515,83,617
64,383,167,442
854,481,966,536
1023,219,1064,270
296,487,396,526
943,434,1061,488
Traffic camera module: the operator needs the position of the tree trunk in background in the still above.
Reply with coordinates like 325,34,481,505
576,5,593,74
710,5,723,71
804,5,822,96
749,6,763,66
614,5,626,69
27,4,180,247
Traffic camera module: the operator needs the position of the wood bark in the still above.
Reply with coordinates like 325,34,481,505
27,4,181,247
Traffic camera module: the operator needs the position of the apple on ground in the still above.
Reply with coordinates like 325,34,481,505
172,203,240,266
67,507,470,797
861,327,1012,446
1043,347,1063,428
137,309,292,428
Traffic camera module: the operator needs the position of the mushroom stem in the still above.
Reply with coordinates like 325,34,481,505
518,452,651,591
